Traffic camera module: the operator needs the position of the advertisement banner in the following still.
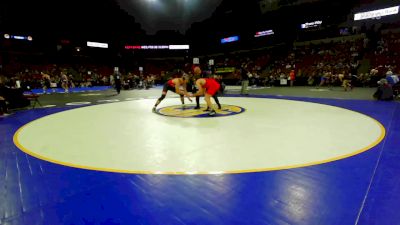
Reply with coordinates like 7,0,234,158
215,67,236,73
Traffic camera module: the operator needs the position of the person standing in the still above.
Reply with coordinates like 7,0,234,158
61,72,69,93
41,72,51,94
153,74,192,112
114,72,122,94
343,73,353,91
191,72,222,110
188,77,221,116
240,63,249,95
289,70,295,87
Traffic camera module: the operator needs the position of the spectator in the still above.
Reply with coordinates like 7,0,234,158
0,77,10,116
289,70,295,87
61,72,69,93
386,73,399,85
373,79,393,100
240,63,249,95
114,72,122,94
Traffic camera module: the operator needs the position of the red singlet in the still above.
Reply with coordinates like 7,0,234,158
167,79,175,87
202,78,220,96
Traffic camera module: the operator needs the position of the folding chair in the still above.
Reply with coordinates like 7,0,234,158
24,93,42,109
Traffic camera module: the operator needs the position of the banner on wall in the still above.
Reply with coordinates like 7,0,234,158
215,67,235,74
354,6,399,21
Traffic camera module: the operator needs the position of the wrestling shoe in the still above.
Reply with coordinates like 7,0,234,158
208,110,216,116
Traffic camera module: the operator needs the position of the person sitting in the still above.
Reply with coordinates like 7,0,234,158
387,74,400,98
373,79,393,101
386,73,399,86
0,95,9,116
0,77,30,109
0,79,10,116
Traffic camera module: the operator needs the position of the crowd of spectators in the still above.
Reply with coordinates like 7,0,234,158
1,30,400,116
0,63,164,93
200,32,399,94
3,32,399,92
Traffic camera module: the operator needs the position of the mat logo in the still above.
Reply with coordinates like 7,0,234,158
157,105,245,118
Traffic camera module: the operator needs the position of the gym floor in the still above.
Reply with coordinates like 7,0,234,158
1,86,399,225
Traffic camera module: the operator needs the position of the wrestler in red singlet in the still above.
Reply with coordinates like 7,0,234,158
202,78,221,96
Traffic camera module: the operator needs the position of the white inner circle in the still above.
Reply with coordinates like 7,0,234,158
15,98,383,174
